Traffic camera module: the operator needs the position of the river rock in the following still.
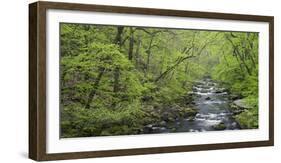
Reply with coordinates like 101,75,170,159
192,87,199,92
200,89,209,93
230,99,253,116
152,126,161,131
200,85,212,89
190,101,196,105
205,97,211,100
171,127,177,132
231,122,240,128
229,94,242,100
207,82,216,87
214,88,227,93
186,117,195,121
230,99,253,115
161,105,179,122
144,125,167,133
181,107,198,118
212,122,226,130
168,117,176,122
159,121,167,127
143,124,154,133
233,99,253,109
194,81,205,85
230,106,244,115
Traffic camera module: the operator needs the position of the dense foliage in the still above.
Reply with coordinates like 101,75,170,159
60,23,259,138
211,32,259,128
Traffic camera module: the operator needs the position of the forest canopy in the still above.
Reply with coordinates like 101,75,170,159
60,23,259,138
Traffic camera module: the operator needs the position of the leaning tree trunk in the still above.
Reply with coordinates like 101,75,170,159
85,67,105,109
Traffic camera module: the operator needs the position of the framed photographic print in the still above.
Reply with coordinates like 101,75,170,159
29,1,274,161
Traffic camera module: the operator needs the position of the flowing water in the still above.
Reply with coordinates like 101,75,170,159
146,77,241,134
172,77,241,132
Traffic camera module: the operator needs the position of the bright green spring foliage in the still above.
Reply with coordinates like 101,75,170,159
211,32,259,128
60,23,259,137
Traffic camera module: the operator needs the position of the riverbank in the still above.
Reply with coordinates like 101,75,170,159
140,77,241,134
212,80,259,129
230,98,258,129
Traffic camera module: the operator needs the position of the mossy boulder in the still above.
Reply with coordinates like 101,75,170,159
233,99,253,109
212,122,226,130
229,94,242,101
181,107,198,118
230,99,254,115
235,109,258,129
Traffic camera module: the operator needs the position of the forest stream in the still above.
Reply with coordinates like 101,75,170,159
60,24,258,138
144,77,241,134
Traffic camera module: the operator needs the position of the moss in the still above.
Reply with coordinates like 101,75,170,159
213,122,226,130
182,107,198,118
235,108,258,129
234,96,258,129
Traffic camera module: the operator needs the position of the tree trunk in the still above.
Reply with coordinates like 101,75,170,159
113,26,124,93
115,27,124,47
128,27,134,60
226,35,252,75
134,36,141,69
234,48,252,75
85,67,105,109
113,68,120,92
145,36,154,76
155,55,194,82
